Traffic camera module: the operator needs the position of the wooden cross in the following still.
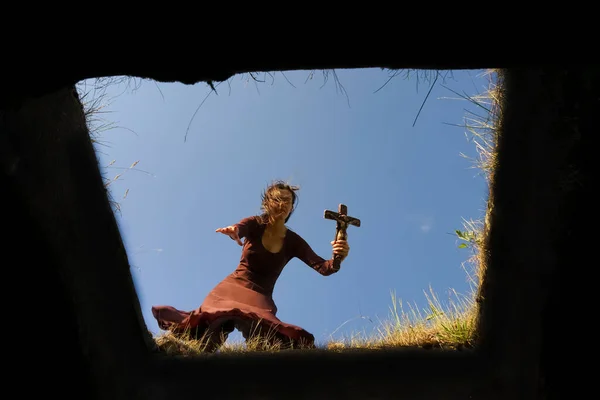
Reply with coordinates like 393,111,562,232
324,204,361,270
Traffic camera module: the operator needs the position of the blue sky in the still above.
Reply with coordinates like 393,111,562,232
81,68,492,346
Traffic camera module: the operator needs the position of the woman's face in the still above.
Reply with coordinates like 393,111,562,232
273,189,294,219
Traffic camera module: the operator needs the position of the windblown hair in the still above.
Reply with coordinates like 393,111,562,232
258,180,300,226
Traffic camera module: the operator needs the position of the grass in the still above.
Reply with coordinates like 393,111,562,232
155,329,315,357
148,69,504,357
77,77,146,215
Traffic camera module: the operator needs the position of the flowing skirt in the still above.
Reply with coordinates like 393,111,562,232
152,276,315,351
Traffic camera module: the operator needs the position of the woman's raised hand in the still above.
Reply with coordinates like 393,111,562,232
331,239,350,260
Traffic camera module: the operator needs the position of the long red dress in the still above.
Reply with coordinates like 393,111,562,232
151,215,339,350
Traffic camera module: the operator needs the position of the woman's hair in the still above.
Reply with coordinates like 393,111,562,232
258,180,300,225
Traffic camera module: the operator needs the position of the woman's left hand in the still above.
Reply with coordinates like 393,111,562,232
331,239,350,260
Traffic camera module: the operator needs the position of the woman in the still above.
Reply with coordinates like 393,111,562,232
151,180,350,351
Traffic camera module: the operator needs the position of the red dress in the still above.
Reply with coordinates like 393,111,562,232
151,216,339,350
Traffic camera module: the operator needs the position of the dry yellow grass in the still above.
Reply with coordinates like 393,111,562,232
326,285,478,351
154,327,316,357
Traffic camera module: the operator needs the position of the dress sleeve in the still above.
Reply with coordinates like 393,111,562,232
291,232,339,276
234,216,259,240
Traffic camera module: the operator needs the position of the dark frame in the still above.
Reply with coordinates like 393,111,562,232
3,61,591,399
